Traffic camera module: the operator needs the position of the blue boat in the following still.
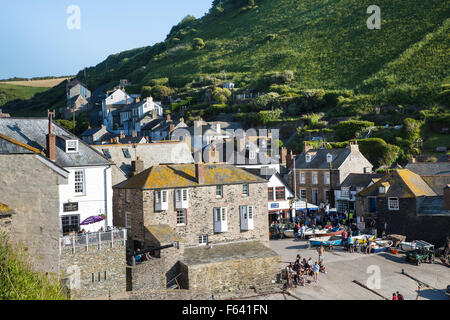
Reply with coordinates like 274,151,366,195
309,235,342,247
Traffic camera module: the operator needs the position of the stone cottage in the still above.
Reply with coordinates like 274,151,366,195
113,163,280,291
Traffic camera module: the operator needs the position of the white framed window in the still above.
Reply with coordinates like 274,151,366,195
126,190,130,203
324,172,330,185
240,205,254,230
341,187,350,198
66,140,79,153
326,153,333,163
242,184,249,196
198,234,208,246
299,172,305,184
379,186,386,194
388,198,399,211
175,189,189,209
155,190,168,211
74,170,85,195
249,151,256,160
176,210,187,226
216,185,223,198
214,207,227,233
305,154,312,163
312,172,318,185
125,212,132,229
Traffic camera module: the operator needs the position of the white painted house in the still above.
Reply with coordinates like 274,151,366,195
263,172,294,222
118,97,163,135
0,117,113,234
102,88,134,132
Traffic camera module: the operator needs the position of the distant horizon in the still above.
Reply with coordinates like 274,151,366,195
0,0,212,79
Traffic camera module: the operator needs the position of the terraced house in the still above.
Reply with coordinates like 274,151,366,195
113,163,280,291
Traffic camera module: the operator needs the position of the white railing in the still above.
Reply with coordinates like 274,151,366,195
59,228,127,254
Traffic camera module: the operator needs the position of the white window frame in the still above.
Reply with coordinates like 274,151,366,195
324,172,330,185
125,212,132,229
175,189,189,209
126,190,131,203
214,207,228,233
198,234,208,246
240,205,254,231
299,172,306,184
242,184,249,196
216,185,223,198
176,210,187,226
312,172,318,185
300,189,307,201
388,198,399,211
74,170,85,195
155,190,168,211
66,140,79,153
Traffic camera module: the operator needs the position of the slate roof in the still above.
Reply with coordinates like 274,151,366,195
0,133,42,154
421,175,450,196
146,224,183,244
92,141,194,184
340,173,384,191
67,79,88,90
115,163,266,190
0,118,110,168
80,126,107,137
181,241,279,266
358,169,437,198
405,162,450,176
418,196,450,216
295,148,358,170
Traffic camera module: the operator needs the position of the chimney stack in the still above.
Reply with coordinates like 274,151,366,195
286,150,295,170
131,156,145,176
46,109,56,161
281,147,287,165
349,140,359,152
195,163,205,184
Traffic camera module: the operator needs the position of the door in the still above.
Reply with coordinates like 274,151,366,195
312,190,318,205
369,198,377,213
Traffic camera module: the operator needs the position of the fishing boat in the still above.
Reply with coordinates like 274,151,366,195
282,229,295,238
351,234,375,244
400,241,417,252
309,235,342,247
304,227,344,238
371,239,393,253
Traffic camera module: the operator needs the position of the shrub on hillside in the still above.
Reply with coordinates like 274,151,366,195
357,138,401,168
333,120,374,141
250,92,280,110
192,38,206,50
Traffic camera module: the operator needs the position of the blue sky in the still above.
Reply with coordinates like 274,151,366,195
0,0,213,79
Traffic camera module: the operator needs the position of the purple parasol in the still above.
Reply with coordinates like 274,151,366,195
80,216,105,226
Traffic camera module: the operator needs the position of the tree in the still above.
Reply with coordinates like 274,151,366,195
151,85,172,101
192,38,206,50
357,138,400,168
141,86,152,98
333,120,374,141
212,87,231,104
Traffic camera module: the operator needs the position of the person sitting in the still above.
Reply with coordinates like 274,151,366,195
145,252,153,260
319,261,327,274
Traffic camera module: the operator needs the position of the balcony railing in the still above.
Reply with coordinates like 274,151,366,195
59,228,127,254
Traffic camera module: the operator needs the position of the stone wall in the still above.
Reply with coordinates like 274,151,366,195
59,241,127,299
0,154,63,274
178,255,281,292
114,182,270,248
128,259,166,291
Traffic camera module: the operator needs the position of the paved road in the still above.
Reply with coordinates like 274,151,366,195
270,239,450,300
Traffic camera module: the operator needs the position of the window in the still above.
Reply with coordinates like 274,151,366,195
324,172,330,185
125,212,132,229
324,190,330,203
249,151,256,160
198,235,208,246
175,189,189,209
176,210,187,226
216,185,223,198
66,140,79,153
299,172,306,184
61,215,79,234
305,154,312,163
337,201,349,214
126,190,130,203
214,207,227,232
242,184,249,196
268,187,274,201
182,189,188,201
388,198,399,210
102,149,112,159
379,187,386,194
240,205,254,230
300,189,307,201
341,188,350,198
122,148,131,158
155,190,168,211
74,170,85,195
275,187,285,201
312,172,318,185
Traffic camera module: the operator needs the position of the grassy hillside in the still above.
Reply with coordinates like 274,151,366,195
0,83,49,108
3,0,449,116
79,0,449,93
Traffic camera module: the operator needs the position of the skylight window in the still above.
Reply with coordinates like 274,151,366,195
122,148,131,159
102,149,112,159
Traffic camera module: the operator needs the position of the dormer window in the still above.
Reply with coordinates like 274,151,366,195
379,187,385,194
379,183,390,194
66,140,79,153
327,153,333,163
305,154,312,163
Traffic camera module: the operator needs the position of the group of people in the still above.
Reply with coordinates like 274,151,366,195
128,248,154,266
295,208,358,230
285,250,327,288
392,292,405,300
341,229,376,254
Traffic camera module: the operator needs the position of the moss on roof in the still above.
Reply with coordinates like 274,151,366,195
147,225,183,243
116,163,266,190
358,169,437,198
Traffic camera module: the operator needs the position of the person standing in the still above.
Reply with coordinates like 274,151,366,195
300,224,306,239
294,222,299,239
392,293,398,300
313,262,320,283
317,245,325,263
396,291,404,300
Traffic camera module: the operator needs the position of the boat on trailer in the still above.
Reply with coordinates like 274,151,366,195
309,235,343,247
371,239,394,253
